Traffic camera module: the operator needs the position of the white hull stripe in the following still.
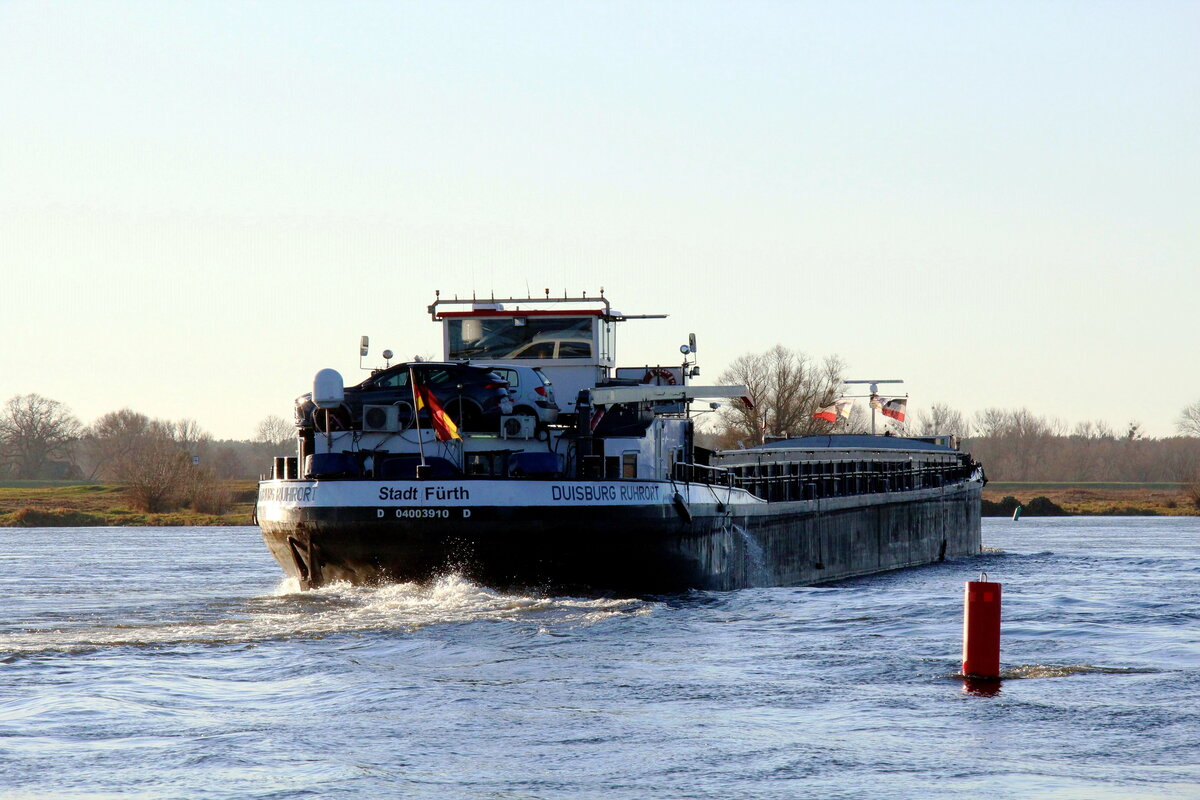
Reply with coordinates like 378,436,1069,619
257,479,762,513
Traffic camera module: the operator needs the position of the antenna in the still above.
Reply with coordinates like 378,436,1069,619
843,379,905,435
679,333,700,386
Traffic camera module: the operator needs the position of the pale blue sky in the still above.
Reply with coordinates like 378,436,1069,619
2,1,1197,439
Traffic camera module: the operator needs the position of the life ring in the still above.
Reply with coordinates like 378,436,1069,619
643,368,677,385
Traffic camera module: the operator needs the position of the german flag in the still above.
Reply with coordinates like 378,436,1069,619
415,382,461,441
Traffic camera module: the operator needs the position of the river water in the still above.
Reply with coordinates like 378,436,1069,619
1,517,1198,799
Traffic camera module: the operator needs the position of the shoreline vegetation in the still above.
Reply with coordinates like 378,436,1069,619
982,482,1195,517
0,482,258,527
1,480,1196,527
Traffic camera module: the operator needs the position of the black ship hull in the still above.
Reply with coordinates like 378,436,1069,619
258,479,982,593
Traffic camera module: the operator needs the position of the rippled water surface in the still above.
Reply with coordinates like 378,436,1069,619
2,518,1198,799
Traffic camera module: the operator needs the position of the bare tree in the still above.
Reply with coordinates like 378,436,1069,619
968,408,1066,481
254,415,293,450
114,420,194,512
714,346,847,446
972,407,1010,439
83,410,210,511
914,403,969,439
172,418,211,457
1071,419,1116,440
1066,419,1115,479
0,394,82,478
1178,400,1200,437
81,409,153,481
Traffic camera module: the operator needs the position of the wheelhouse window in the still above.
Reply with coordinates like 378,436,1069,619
448,316,595,359
622,452,638,479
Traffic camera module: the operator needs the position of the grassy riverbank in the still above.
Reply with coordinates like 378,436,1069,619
983,482,1198,516
0,482,258,527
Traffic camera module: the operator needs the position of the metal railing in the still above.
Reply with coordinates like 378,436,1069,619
675,457,976,502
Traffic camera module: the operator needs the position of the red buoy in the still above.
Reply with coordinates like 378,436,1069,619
962,573,1002,679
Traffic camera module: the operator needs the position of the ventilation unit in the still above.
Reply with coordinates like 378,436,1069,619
363,404,401,432
501,415,536,439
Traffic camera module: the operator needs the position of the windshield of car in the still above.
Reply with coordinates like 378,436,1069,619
447,316,594,359
365,368,409,388
363,366,490,390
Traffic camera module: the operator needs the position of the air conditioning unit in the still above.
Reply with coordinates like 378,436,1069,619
363,404,401,432
501,415,536,439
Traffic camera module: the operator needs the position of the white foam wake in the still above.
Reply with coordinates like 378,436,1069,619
0,574,649,656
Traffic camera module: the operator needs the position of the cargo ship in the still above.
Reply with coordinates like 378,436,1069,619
256,292,984,592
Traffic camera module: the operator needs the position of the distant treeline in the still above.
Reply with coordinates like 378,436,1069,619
0,394,292,512
960,411,1200,483
963,434,1200,483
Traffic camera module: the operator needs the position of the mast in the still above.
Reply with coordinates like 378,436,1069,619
842,379,904,435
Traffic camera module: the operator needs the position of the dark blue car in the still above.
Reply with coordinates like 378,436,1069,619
295,362,513,433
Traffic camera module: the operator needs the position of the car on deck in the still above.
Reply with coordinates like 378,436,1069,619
295,362,513,433
481,365,560,425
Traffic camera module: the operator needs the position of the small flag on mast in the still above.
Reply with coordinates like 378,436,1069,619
880,397,907,422
813,404,838,423
813,399,853,423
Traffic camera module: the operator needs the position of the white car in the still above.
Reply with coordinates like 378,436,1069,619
484,365,560,425
506,337,592,359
